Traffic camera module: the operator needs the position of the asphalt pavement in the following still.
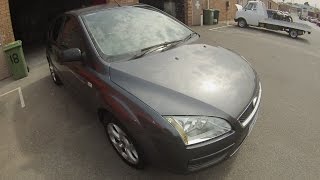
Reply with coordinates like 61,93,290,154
1,21,320,179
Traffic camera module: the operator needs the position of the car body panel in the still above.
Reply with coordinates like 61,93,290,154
110,44,257,119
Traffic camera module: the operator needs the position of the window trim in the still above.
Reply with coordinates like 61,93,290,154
245,2,257,11
59,15,85,51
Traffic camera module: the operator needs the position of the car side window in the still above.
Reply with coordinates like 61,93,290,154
245,3,255,11
51,17,64,42
59,16,84,51
252,4,257,10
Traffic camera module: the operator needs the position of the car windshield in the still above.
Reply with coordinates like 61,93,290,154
82,6,195,62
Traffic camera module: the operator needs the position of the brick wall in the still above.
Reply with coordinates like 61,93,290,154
207,0,238,21
279,4,291,12
0,0,14,45
270,0,278,10
0,0,14,79
185,0,192,26
0,46,10,80
262,0,279,9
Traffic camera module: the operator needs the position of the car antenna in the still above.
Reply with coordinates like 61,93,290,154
114,0,121,7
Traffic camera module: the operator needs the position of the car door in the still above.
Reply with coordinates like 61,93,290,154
57,15,100,112
243,2,259,26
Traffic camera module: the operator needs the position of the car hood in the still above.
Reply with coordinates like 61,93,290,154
235,4,243,11
110,44,258,119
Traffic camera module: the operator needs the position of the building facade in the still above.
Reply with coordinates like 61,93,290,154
0,0,15,79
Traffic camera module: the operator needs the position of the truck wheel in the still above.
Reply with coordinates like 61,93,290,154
289,29,298,39
238,19,247,28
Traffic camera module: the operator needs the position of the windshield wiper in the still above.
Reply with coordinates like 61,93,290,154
183,32,198,42
129,32,198,60
130,40,182,60
164,32,199,51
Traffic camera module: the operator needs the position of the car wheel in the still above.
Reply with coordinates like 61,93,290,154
238,19,247,28
289,29,298,39
104,116,144,169
49,62,62,85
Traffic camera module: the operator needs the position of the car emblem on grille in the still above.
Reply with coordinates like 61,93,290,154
252,97,258,107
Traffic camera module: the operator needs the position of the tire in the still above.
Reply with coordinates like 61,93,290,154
48,62,63,86
285,17,293,22
289,29,298,39
238,19,247,28
102,113,144,169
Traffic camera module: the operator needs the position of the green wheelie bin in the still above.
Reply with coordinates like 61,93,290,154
3,40,28,80
203,9,215,25
213,9,220,24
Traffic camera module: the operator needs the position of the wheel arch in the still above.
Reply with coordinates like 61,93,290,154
237,17,248,28
96,92,162,165
236,17,246,22
96,94,143,130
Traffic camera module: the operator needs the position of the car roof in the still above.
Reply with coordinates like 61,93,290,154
67,3,150,16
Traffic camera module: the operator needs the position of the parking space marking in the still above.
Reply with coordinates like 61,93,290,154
0,87,25,108
209,25,233,31
18,88,25,108
209,27,266,38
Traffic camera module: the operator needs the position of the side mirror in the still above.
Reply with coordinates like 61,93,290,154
61,48,82,62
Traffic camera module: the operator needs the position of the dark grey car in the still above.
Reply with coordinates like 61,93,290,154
46,4,261,173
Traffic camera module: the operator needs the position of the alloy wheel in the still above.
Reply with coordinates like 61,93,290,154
107,123,139,165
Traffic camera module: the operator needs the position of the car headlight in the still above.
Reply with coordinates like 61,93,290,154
164,116,232,145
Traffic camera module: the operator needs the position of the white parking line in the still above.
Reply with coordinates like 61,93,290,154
0,87,26,108
18,88,25,108
209,25,233,30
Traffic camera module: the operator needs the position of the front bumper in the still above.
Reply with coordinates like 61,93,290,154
187,111,258,172
150,83,261,173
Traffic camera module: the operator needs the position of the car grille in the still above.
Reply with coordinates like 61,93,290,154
238,83,262,127
187,144,234,171
239,101,255,123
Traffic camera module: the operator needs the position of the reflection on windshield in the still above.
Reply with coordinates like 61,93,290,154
83,6,193,61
